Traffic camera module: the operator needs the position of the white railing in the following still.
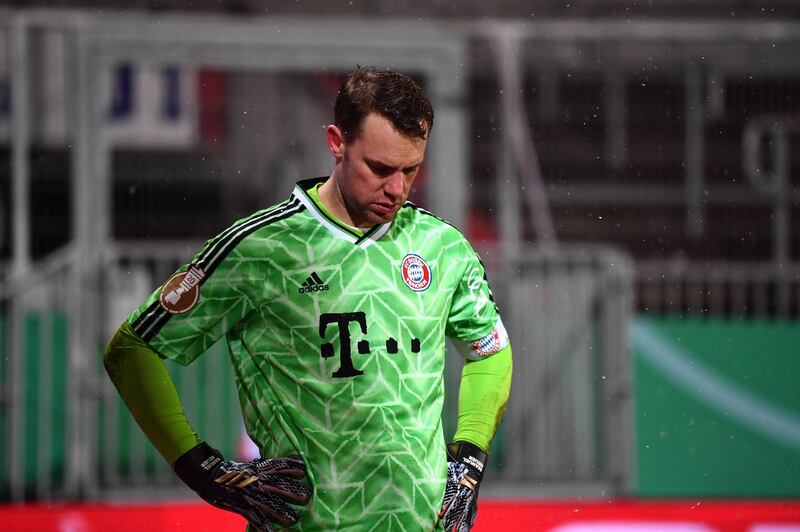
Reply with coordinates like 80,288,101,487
479,246,635,495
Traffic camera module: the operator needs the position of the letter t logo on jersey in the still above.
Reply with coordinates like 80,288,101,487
318,312,370,378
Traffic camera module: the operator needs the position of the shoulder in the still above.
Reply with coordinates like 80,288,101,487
398,201,471,246
233,197,308,240
194,197,308,266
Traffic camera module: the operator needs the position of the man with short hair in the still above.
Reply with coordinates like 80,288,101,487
105,67,513,531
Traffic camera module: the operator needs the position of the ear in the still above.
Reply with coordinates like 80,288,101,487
326,125,345,161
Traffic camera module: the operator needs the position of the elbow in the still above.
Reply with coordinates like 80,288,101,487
103,324,132,382
103,333,121,381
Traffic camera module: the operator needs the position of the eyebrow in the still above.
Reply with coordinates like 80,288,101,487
365,157,424,172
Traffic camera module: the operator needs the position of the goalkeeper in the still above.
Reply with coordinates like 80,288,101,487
104,67,512,531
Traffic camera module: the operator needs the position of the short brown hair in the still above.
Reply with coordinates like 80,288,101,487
334,67,434,142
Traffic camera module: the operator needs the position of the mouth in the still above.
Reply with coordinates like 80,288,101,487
373,203,398,216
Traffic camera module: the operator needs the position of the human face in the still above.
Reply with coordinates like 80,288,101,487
326,113,427,227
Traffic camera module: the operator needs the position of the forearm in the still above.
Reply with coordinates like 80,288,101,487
453,344,513,452
104,321,201,464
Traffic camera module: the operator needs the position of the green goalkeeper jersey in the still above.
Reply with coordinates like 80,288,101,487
128,177,508,531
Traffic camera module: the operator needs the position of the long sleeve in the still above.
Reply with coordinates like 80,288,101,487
452,344,513,452
103,321,201,464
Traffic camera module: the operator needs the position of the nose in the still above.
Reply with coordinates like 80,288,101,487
384,171,405,200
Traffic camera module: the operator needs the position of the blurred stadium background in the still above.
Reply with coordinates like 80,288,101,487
1,1,799,530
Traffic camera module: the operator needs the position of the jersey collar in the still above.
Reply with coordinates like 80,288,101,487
292,177,393,249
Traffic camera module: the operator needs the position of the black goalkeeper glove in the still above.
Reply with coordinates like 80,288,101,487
173,442,312,532
439,441,488,532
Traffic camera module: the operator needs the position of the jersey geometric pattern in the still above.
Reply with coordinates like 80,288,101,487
128,177,504,531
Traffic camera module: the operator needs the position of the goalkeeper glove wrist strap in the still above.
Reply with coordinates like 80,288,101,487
447,441,487,480
173,441,222,491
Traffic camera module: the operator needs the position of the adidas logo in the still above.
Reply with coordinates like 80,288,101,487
298,272,330,294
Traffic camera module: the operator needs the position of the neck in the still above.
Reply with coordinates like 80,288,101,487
317,173,358,228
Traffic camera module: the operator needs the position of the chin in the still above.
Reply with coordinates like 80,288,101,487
364,209,396,225
376,212,398,224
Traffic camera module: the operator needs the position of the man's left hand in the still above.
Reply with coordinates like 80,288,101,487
439,441,487,532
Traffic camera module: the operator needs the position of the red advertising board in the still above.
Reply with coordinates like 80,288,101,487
477,500,800,532
1,499,798,531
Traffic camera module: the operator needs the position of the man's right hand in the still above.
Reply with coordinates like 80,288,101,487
173,442,312,531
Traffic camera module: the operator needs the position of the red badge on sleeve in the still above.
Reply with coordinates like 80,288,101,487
159,265,205,314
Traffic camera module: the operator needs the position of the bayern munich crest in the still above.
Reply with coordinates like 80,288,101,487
471,329,502,357
468,319,509,359
401,254,431,292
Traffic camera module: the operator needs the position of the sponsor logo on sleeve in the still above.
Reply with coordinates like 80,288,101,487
159,265,205,314
401,254,431,292
469,318,509,358
467,266,491,314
